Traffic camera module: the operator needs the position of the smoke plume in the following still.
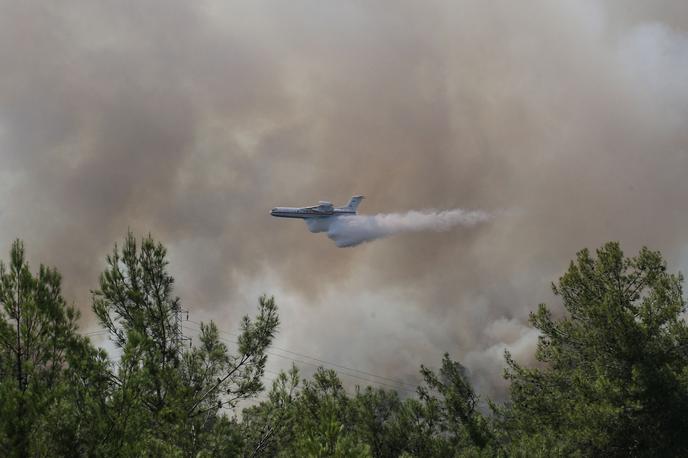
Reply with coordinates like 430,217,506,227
1,0,688,401
306,209,493,247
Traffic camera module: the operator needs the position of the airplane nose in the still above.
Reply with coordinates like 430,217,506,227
270,208,277,216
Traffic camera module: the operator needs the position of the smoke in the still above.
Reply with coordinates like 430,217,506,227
306,209,493,247
1,0,688,401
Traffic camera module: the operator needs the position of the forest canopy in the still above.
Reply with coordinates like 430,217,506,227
0,234,686,457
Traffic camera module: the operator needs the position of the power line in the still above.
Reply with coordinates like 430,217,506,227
82,317,421,396
186,319,419,391
261,368,359,398
182,322,418,395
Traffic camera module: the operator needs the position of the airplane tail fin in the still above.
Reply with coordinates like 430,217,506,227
344,195,364,213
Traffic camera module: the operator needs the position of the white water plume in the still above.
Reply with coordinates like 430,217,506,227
306,209,493,247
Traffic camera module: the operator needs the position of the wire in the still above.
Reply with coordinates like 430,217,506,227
182,322,417,395
83,330,109,337
81,318,420,396
186,319,419,390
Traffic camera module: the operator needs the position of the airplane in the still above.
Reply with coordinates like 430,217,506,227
270,195,364,219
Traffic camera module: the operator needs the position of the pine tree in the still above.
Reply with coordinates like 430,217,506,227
502,242,688,456
92,232,279,455
0,240,105,456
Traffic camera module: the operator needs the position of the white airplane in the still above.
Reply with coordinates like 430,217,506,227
271,196,364,219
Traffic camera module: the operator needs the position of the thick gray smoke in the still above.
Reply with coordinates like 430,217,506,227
1,0,688,400
306,209,493,247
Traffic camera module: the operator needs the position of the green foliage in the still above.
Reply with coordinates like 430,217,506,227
241,360,494,457
501,242,688,456
2,236,687,457
0,240,107,456
0,234,280,456
91,232,279,456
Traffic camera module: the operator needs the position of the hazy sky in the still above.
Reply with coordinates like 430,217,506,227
1,0,688,399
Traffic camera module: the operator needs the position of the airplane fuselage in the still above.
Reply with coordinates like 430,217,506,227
271,196,364,219
269,207,355,219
